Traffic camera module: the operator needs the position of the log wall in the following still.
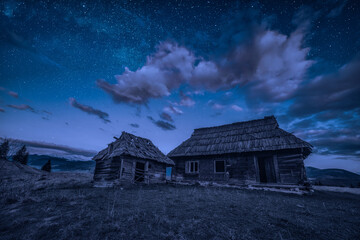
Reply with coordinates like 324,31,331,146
93,155,169,184
171,149,307,185
171,154,256,184
276,149,306,184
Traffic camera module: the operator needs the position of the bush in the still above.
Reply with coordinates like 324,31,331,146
0,139,9,161
13,145,28,165
41,160,51,172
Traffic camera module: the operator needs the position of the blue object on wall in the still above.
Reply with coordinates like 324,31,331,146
166,167,172,180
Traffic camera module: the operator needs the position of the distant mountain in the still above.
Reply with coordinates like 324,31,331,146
28,155,95,173
306,167,360,187
1,137,96,161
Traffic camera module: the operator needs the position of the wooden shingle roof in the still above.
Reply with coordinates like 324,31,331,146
168,116,312,157
93,132,174,165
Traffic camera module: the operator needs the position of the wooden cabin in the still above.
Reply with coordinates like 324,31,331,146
93,132,174,185
168,116,312,185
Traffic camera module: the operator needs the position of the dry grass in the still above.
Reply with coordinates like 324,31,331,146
1,161,360,240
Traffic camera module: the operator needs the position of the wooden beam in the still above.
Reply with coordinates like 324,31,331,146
132,161,136,183
253,155,260,183
273,154,281,183
145,161,149,184
119,158,124,180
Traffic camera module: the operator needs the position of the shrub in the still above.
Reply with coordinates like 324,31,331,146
13,145,28,165
0,139,9,161
41,160,51,172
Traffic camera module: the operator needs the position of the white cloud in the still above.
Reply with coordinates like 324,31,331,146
231,104,243,112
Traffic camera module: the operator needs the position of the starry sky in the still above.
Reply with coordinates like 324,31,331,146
0,0,359,172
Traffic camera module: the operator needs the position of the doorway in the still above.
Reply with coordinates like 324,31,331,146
134,162,145,182
257,156,276,183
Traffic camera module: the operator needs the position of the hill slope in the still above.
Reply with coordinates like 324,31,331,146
306,167,360,187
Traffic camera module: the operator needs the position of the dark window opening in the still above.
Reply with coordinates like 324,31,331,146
134,162,145,182
215,160,225,173
186,161,199,173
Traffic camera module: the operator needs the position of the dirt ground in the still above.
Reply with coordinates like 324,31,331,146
1,160,360,240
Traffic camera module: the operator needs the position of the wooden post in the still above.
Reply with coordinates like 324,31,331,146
273,154,281,183
119,158,124,180
253,155,260,183
145,161,149,184
132,161,136,183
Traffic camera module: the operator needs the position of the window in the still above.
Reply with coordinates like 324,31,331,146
215,160,225,173
186,161,199,174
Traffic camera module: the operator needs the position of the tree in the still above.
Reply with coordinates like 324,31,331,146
0,139,9,161
13,145,28,165
41,160,51,172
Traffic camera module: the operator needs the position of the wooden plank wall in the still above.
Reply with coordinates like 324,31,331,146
93,155,169,184
171,150,306,185
93,157,115,181
276,150,305,184
119,157,168,184
171,154,256,184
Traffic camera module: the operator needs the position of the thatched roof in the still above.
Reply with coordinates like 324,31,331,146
93,132,174,165
168,116,312,157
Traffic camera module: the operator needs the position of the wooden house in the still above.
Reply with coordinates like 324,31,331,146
93,132,174,185
168,116,312,185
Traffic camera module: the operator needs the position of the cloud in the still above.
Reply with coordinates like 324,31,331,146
43,110,52,115
7,91,18,98
0,108,5,113
97,42,195,104
178,91,195,107
130,123,139,128
147,116,176,131
327,0,348,18
7,104,35,112
289,58,360,117
0,86,19,98
190,12,314,104
231,104,243,112
99,26,312,106
3,138,97,158
226,29,313,103
186,90,204,96
169,91,195,108
291,118,316,129
208,100,225,110
69,98,110,123
289,110,360,158
163,105,183,115
160,112,173,122
295,126,360,156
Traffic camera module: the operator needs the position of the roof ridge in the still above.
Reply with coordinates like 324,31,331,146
194,115,277,132
93,131,174,165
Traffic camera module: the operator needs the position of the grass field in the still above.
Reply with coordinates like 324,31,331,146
1,161,360,240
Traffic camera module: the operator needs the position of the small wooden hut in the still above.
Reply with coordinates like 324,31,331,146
93,132,174,185
168,116,312,185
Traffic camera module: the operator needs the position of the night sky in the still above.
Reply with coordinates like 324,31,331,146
0,0,359,172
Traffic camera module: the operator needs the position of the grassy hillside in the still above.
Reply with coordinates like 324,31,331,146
1,159,360,240
306,167,360,187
